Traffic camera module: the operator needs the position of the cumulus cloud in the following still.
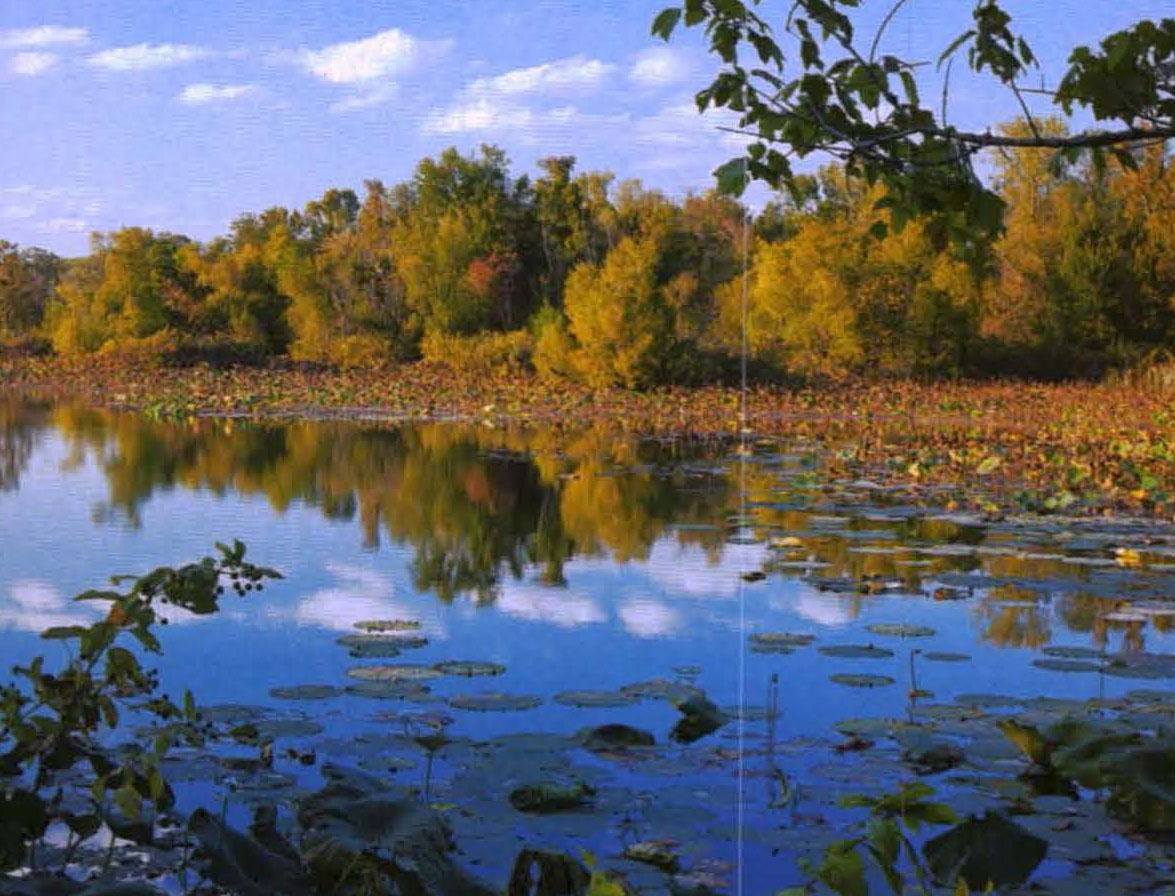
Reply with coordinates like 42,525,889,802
422,97,534,134
9,51,57,76
299,28,449,84
630,47,690,86
422,54,618,136
617,597,683,638
468,55,615,97
0,26,88,49
89,43,211,71
0,581,97,632
496,580,606,628
179,83,257,105
285,563,444,636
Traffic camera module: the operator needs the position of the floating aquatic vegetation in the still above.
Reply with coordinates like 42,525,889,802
669,694,728,745
431,661,506,677
1041,645,1105,659
353,619,422,632
620,678,703,702
924,811,1048,889
508,782,595,814
579,724,656,754
448,691,542,712
622,839,680,873
922,651,971,662
817,644,895,659
829,673,896,688
553,690,638,708
269,685,342,701
344,681,434,702
346,664,444,683
865,623,936,638
747,632,815,653
337,633,428,657
1033,658,1105,673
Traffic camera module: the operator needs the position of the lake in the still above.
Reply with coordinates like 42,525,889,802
3,396,1175,892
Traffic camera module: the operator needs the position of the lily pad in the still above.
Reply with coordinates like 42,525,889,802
817,644,895,659
448,691,542,712
353,619,422,632
924,652,971,663
553,689,639,708
924,811,1048,888
830,673,895,689
346,664,443,683
343,681,434,702
1033,658,1105,673
337,633,428,657
620,678,703,702
748,632,815,651
1041,645,1105,659
431,661,506,677
865,623,936,638
579,723,656,753
269,685,341,701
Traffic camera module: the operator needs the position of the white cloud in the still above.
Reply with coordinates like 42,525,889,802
40,217,89,233
469,55,615,97
299,28,448,84
0,581,97,632
0,203,35,219
497,580,606,628
89,43,211,71
10,51,58,75
179,83,257,105
0,26,88,49
618,597,683,639
285,563,445,637
330,83,399,114
422,97,534,134
630,47,690,87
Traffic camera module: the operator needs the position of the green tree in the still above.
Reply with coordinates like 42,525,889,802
654,1,1175,244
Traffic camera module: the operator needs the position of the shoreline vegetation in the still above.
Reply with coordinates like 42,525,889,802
3,128,1175,391
6,353,1175,522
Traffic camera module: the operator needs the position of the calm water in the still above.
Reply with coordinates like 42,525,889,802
3,396,1175,891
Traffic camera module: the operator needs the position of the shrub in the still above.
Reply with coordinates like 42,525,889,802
420,329,532,375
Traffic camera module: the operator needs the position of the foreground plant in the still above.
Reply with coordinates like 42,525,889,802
0,540,280,877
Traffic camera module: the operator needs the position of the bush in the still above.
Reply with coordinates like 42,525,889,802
420,329,532,375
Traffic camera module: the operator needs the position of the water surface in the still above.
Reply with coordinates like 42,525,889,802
3,397,1175,891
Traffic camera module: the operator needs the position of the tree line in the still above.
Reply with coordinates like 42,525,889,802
2,124,1174,383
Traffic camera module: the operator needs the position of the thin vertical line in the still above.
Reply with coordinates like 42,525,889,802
735,165,751,896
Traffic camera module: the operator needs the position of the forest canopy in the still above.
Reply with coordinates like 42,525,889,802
3,131,1175,382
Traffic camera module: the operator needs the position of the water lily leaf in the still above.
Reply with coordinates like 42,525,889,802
579,724,655,753
431,661,506,677
818,644,895,659
923,652,971,662
1033,659,1105,673
830,674,895,689
344,681,434,701
448,691,542,712
923,811,1047,888
188,807,311,896
1041,646,1105,659
353,619,421,632
346,664,443,683
865,624,936,638
553,690,638,708
269,685,341,701
748,632,815,650
620,678,703,702
508,782,594,814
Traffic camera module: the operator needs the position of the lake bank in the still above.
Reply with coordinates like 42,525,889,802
3,356,1174,520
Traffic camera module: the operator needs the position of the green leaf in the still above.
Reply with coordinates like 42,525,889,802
714,157,749,196
814,839,867,896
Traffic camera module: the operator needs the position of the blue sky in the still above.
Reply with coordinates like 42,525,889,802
0,0,1170,255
